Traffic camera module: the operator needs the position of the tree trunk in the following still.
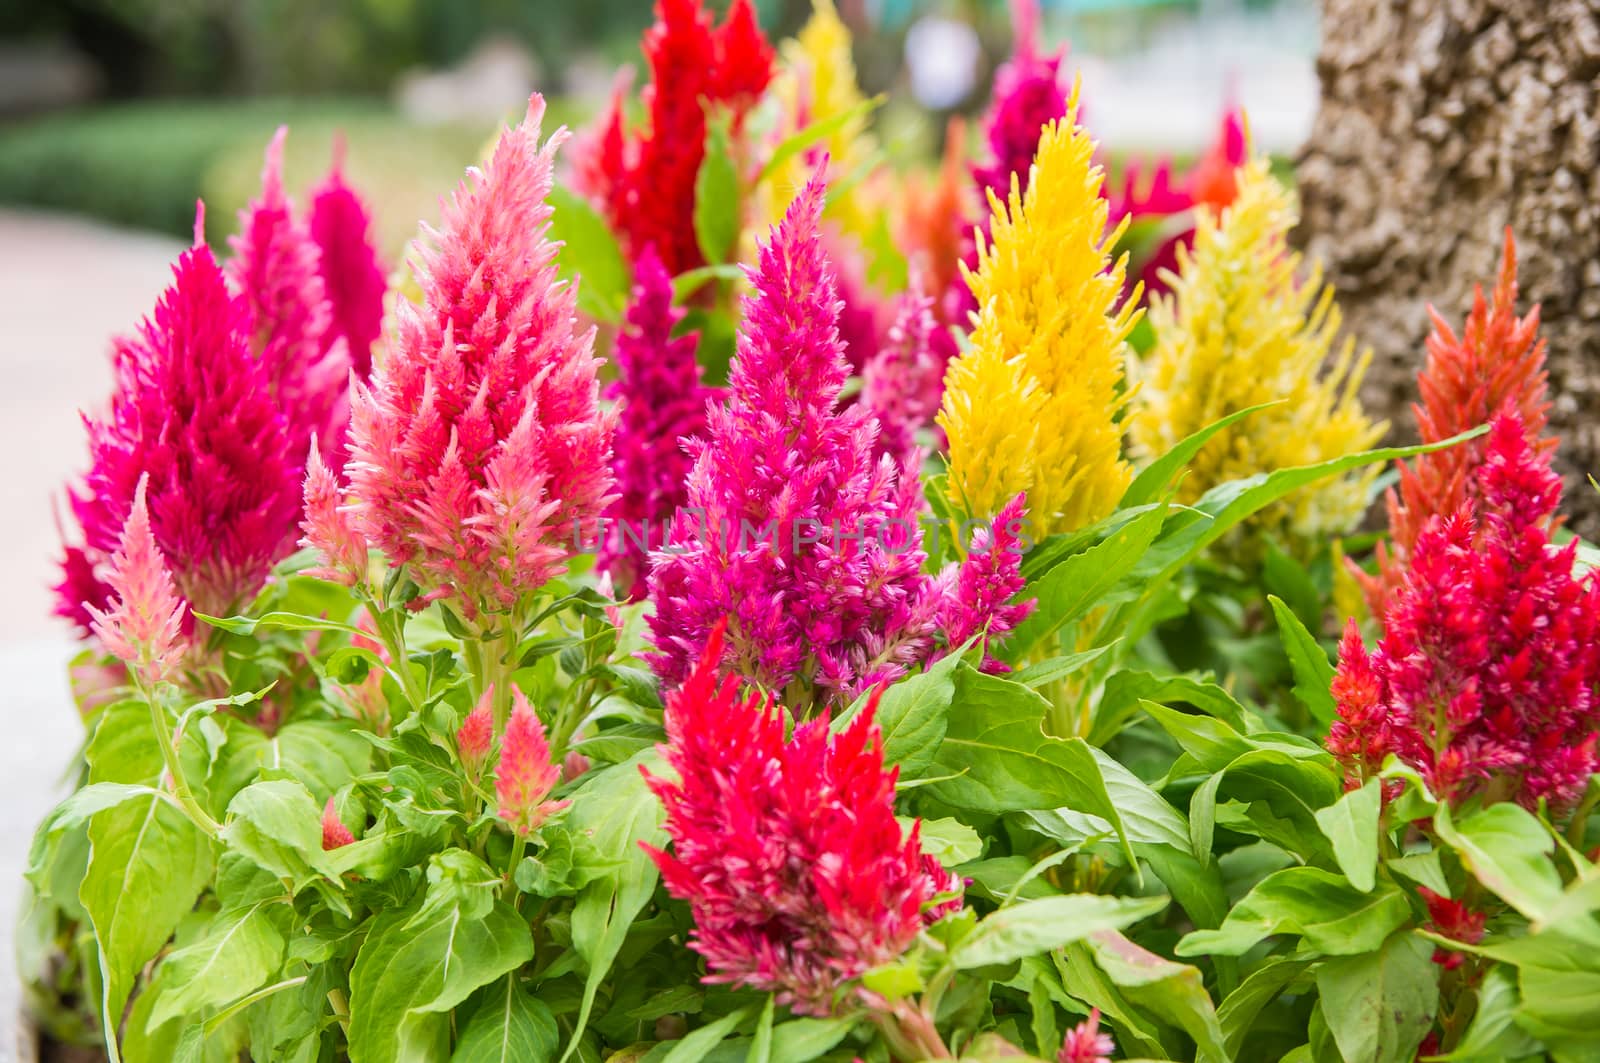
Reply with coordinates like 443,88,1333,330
1295,0,1600,533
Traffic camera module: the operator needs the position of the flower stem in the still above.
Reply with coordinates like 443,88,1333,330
141,681,219,837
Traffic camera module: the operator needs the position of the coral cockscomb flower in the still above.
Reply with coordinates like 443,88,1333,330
1358,230,1551,616
87,476,190,687
1329,415,1600,809
494,688,569,835
343,96,616,623
642,624,961,1017
600,245,718,600
940,90,1140,536
58,214,303,627
1133,157,1384,553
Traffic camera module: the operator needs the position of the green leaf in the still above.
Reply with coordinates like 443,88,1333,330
1084,930,1228,1063
757,97,881,183
1140,701,1327,774
87,698,163,784
148,902,286,1028
1216,957,1313,1057
80,791,214,1052
833,647,960,779
452,976,558,1063
194,610,363,637
911,816,984,866
1315,932,1439,1063
654,1006,757,1063
768,1017,858,1063
1436,965,1540,1061
346,893,534,1063
951,894,1168,969
1011,644,1115,689
221,779,331,890
1119,402,1280,509
1007,502,1168,659
1434,802,1564,921
1314,777,1381,892
927,667,1134,861
746,996,775,1063
694,112,740,265
1093,670,1251,744
548,185,629,322
1266,594,1337,727
1176,867,1411,957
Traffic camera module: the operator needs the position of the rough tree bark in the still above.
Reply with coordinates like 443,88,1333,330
1295,0,1600,533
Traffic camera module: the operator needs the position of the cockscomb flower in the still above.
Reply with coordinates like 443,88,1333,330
600,245,717,599
344,96,616,623
765,0,877,245
940,493,1036,664
321,797,356,851
642,625,960,1017
1328,415,1600,808
229,129,352,460
87,478,189,687
494,688,568,835
574,0,774,275
940,96,1140,536
647,169,1032,704
973,0,1068,212
1058,1009,1115,1063
300,438,367,586
1416,887,1486,970
861,288,941,467
1133,157,1383,552
58,217,303,627
1357,230,1551,616
456,691,494,771
307,139,387,380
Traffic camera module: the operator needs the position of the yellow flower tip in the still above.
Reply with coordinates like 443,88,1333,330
940,99,1134,536
1132,156,1383,553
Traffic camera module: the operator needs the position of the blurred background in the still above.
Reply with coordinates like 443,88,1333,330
0,0,1318,1040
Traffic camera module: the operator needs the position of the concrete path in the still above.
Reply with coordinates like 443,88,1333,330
0,210,183,1059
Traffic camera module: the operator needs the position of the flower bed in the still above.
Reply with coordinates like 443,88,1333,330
20,1,1600,1061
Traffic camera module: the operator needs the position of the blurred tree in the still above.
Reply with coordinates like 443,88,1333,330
1296,0,1600,533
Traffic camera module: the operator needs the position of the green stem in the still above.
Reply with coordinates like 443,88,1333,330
373,606,426,714
505,831,528,906
1566,784,1600,848
142,681,219,837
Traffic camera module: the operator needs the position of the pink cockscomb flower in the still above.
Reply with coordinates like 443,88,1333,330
58,215,303,627
345,96,616,623
940,493,1036,668
1328,415,1600,809
860,288,942,468
1416,886,1486,971
972,0,1068,210
87,477,189,687
307,138,387,380
600,245,718,599
1058,1009,1114,1063
494,688,568,835
229,128,352,460
646,168,1032,706
300,438,367,586
456,690,494,771
642,625,960,1017
321,797,356,851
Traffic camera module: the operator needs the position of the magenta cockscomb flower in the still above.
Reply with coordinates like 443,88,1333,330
600,245,717,599
643,625,960,1017
344,96,616,622
308,139,387,379
972,0,1068,211
230,129,352,459
300,438,367,586
940,493,1035,667
321,797,356,851
860,288,941,467
87,478,189,686
495,688,568,835
646,168,1031,705
456,689,494,772
1058,1009,1115,1063
1328,415,1600,808
58,218,303,627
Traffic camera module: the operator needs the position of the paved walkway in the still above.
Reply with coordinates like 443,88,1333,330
0,210,182,1058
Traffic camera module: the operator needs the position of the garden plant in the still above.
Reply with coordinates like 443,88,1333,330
19,1,1600,1060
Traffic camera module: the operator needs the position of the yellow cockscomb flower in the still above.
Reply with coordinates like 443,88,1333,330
939,87,1141,536
762,0,876,241
1132,157,1385,548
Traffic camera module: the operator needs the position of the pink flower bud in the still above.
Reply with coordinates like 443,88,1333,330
457,692,494,770
321,797,355,850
